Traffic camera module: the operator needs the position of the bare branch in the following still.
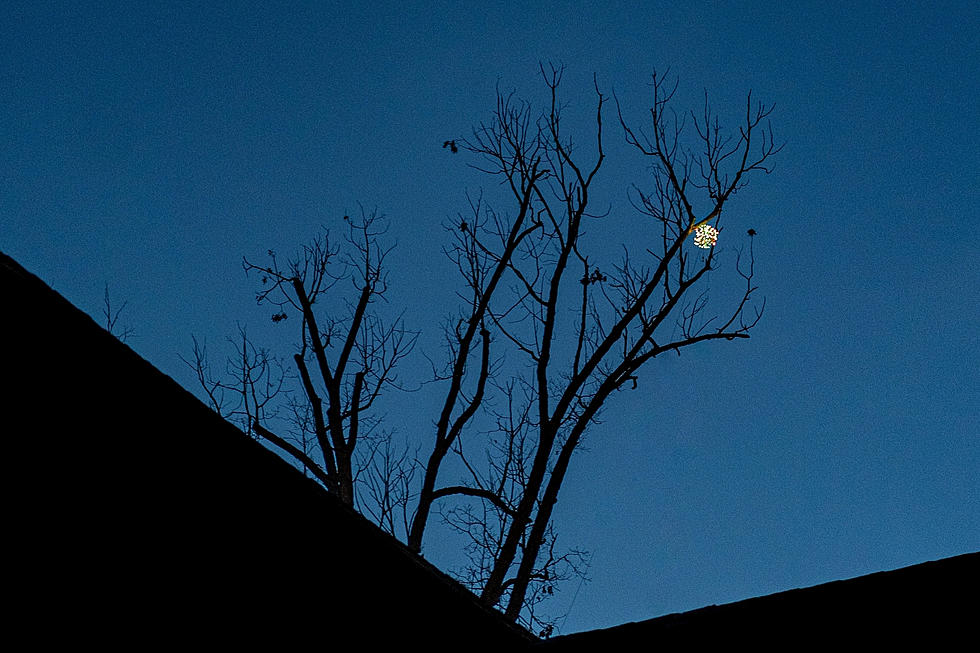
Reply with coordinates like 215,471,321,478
102,283,134,342
431,486,517,518
252,420,335,491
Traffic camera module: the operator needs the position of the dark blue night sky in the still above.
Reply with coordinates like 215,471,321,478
3,1,977,634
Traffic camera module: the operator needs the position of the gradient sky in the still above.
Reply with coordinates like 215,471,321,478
3,1,978,635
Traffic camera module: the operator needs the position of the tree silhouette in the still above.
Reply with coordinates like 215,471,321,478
103,283,134,342
244,214,418,506
185,213,417,509
187,65,781,633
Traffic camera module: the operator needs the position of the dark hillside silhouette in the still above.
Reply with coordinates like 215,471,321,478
3,249,974,648
543,553,978,649
2,251,534,648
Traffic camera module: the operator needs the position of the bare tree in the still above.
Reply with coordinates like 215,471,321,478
179,326,286,442
405,65,781,626
245,211,418,507
186,66,781,633
103,283,134,342
185,211,417,509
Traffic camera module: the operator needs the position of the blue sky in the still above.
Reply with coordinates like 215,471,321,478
3,0,978,635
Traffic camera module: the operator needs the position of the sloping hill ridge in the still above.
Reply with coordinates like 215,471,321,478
4,249,975,648
2,251,535,648
543,551,978,648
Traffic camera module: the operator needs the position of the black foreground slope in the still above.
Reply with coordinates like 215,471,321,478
4,250,975,649
542,552,978,649
2,251,534,649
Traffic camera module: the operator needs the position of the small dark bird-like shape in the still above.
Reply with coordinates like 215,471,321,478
443,140,458,153
460,220,468,232
747,228,757,236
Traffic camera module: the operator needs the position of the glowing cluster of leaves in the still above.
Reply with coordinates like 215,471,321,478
693,224,719,249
